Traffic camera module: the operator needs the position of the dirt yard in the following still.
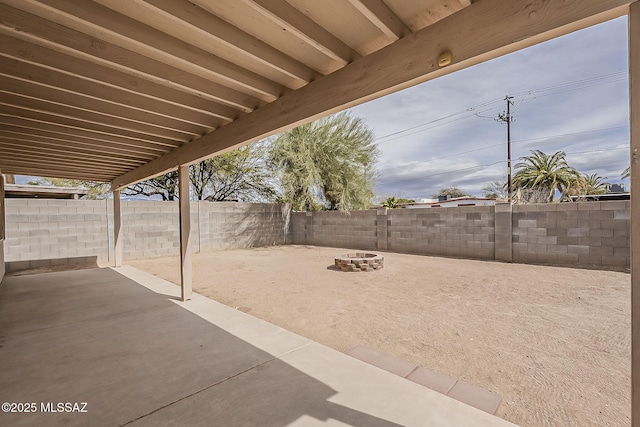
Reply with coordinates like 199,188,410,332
128,245,630,427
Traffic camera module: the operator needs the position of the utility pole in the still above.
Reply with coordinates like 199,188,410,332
496,96,515,202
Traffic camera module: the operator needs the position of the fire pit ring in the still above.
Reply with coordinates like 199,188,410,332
334,252,384,272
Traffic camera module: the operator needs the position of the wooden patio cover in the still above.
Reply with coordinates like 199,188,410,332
0,0,639,425
0,0,630,188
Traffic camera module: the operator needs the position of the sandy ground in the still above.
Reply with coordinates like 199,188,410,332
128,245,630,427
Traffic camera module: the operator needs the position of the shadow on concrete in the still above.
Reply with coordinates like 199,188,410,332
5,256,100,277
0,267,402,427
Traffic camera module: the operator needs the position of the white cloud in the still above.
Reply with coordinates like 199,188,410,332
350,16,631,199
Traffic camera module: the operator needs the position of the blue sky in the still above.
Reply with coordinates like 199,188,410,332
349,16,630,201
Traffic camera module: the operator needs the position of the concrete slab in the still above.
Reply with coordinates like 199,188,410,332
370,354,418,378
0,266,516,427
406,366,457,394
448,380,503,415
346,345,386,364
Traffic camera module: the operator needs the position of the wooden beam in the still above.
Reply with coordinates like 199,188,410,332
0,163,115,181
346,0,411,40
630,4,640,427
0,135,149,163
100,0,314,89
0,117,168,156
178,165,192,301
238,0,359,66
0,32,237,124
0,45,226,129
0,168,4,241
113,0,632,189
0,4,260,112
113,189,122,268
0,84,203,140
0,105,183,148
0,157,129,175
0,144,142,168
10,0,282,101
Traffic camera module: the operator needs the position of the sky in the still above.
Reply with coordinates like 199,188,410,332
14,16,631,202
348,16,630,202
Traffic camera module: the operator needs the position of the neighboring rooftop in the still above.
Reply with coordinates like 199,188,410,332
402,196,497,208
4,183,88,199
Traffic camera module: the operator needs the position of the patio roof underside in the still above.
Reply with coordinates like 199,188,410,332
0,0,632,189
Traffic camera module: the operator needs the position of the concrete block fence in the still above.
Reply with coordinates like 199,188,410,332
2,199,630,272
290,201,631,271
4,199,290,271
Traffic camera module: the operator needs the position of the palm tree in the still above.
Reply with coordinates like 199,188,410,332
381,197,400,208
512,150,576,203
578,173,607,195
622,166,630,179
562,172,607,200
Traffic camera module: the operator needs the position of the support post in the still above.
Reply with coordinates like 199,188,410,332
376,207,388,250
0,170,5,282
494,203,513,262
178,165,192,301
113,189,122,268
305,211,313,245
630,3,640,426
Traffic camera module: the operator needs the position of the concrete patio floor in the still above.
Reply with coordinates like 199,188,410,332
0,266,516,427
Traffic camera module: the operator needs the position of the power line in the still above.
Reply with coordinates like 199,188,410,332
377,125,629,175
370,71,627,146
377,146,629,186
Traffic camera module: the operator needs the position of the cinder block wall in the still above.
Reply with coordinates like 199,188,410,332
120,201,182,260
4,199,110,270
309,210,378,250
291,202,630,271
198,202,290,251
4,200,631,271
387,207,495,259
512,201,630,269
287,212,308,244
4,200,291,268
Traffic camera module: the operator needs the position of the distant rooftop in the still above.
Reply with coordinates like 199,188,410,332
4,184,89,199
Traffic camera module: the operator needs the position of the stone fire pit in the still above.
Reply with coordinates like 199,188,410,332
334,252,384,272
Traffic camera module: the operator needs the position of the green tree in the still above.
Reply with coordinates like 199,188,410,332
512,150,576,203
380,196,414,208
622,166,630,179
432,187,468,199
561,172,607,201
190,142,274,202
381,196,400,208
482,179,507,200
124,171,179,201
269,112,379,211
578,173,607,195
27,177,111,200
124,143,274,201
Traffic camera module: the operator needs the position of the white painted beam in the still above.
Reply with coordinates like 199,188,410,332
113,189,122,268
178,165,192,301
113,0,632,189
630,4,640,427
